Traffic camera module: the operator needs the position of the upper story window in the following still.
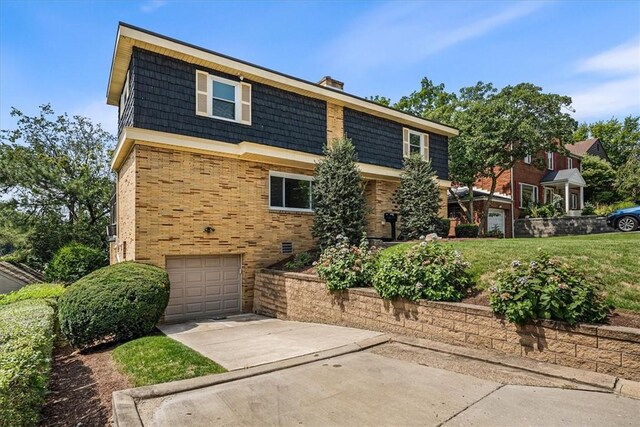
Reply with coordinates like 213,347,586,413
402,128,429,160
546,151,554,170
269,171,313,212
524,154,532,164
567,157,573,169
195,70,252,125
119,71,130,118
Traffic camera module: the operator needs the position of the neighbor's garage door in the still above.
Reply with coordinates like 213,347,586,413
165,255,241,323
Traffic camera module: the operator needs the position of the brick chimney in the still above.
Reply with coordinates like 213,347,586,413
318,76,344,91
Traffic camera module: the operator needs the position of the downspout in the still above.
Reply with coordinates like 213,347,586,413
510,166,515,238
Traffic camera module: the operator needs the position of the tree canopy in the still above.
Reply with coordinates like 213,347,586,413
574,116,640,168
0,105,115,266
580,154,618,204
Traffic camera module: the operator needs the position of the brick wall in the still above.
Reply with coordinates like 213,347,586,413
254,270,640,381
112,148,137,263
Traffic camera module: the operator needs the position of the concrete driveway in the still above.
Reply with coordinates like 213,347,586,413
158,314,385,370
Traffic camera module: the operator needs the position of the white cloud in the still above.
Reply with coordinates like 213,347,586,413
570,38,640,120
577,39,640,75
141,0,167,13
319,1,546,73
73,100,118,136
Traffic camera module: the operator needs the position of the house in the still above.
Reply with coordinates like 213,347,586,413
448,148,586,238
0,261,44,294
566,138,609,161
106,23,458,322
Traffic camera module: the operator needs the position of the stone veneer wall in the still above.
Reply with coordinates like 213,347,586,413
515,216,613,237
254,270,640,381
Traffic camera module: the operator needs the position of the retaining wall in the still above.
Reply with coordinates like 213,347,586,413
514,216,613,237
254,269,640,381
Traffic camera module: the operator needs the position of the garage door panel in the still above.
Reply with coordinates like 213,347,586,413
165,255,241,322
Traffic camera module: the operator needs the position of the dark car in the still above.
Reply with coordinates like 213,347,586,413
606,206,640,232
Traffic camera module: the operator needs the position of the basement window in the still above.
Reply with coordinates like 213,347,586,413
269,171,313,212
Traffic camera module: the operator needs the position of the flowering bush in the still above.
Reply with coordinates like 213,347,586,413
315,234,376,291
372,241,473,301
489,251,611,325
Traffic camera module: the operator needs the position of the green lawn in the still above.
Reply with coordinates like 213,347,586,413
112,335,227,387
387,233,640,313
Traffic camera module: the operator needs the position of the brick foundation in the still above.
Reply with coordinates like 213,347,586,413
254,269,640,381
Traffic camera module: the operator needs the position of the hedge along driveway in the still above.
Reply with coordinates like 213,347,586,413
0,299,56,426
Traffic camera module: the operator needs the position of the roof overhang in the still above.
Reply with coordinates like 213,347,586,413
540,168,586,187
106,23,459,137
112,127,452,186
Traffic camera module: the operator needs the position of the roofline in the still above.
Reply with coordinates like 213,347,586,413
107,22,459,136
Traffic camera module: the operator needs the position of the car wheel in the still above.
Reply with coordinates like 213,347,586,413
617,216,638,232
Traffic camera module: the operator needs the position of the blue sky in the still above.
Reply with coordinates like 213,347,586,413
1,0,639,136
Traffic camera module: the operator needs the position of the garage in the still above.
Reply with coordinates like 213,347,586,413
164,255,242,323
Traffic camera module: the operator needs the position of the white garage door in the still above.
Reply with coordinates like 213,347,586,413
165,255,242,323
487,208,505,236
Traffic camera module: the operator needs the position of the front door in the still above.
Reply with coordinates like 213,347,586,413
487,208,505,236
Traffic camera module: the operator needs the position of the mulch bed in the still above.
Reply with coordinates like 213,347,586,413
40,341,130,427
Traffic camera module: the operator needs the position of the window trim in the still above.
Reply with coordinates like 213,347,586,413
544,187,554,203
520,183,538,208
268,171,314,213
570,193,578,210
209,75,241,123
524,153,532,164
567,157,573,169
404,128,429,160
546,151,554,170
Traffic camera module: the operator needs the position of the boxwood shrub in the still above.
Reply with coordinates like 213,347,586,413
58,262,170,349
0,283,65,307
373,241,473,302
0,299,56,427
45,243,108,284
489,251,611,325
455,224,479,238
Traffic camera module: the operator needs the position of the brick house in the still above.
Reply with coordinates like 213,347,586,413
448,148,586,238
105,23,457,322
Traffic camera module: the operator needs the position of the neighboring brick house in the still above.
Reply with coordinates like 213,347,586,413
448,148,586,238
106,23,457,322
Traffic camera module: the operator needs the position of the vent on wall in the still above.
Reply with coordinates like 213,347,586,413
281,242,294,255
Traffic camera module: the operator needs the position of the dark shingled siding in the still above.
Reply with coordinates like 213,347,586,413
130,48,327,155
118,65,134,136
343,108,449,180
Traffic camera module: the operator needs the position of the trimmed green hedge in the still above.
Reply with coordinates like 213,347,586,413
0,299,56,427
455,224,479,238
58,262,170,349
0,283,65,307
45,243,108,284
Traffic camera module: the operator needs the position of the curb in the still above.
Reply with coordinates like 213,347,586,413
391,335,640,399
112,334,390,426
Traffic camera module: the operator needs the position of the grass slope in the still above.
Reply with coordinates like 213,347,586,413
385,233,640,313
112,335,226,387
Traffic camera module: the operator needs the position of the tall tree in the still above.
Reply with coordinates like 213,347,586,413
0,105,115,266
573,116,640,168
580,155,618,204
312,137,366,248
455,83,576,234
395,154,441,239
616,147,640,203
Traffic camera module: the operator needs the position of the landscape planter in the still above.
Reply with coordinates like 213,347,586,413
254,269,640,381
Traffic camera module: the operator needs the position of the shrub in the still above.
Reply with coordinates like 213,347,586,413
0,299,56,426
395,154,442,239
434,218,451,238
527,195,565,218
316,234,376,291
0,283,65,307
312,137,366,248
45,243,108,284
485,225,504,238
581,202,596,216
373,241,473,302
455,224,479,238
594,201,637,216
489,251,611,325
284,251,317,270
58,262,170,349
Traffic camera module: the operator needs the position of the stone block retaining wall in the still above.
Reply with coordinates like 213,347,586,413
514,216,613,237
254,269,640,381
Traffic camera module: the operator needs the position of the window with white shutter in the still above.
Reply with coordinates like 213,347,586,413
195,70,251,125
403,128,429,161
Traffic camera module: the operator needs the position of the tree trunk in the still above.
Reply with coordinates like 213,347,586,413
447,188,471,222
479,176,498,237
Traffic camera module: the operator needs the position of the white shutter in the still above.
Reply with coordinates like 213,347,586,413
195,70,209,116
240,82,252,125
423,133,430,161
402,128,410,158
